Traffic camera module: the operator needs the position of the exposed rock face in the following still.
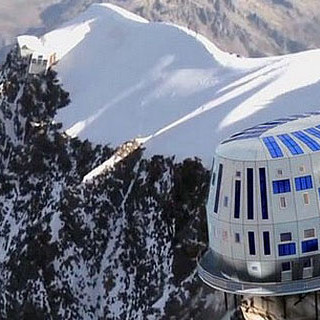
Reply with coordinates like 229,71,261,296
41,0,320,57
0,48,228,319
109,0,320,57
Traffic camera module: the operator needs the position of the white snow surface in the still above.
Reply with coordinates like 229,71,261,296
39,3,320,167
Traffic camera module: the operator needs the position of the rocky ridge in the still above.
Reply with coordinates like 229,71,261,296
0,48,225,319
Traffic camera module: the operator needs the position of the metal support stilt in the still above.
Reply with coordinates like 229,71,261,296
315,291,319,320
282,296,287,319
234,294,237,309
224,292,228,311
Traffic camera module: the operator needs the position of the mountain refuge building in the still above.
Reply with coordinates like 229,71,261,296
198,112,320,318
17,35,57,74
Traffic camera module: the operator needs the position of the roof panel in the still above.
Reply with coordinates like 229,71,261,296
277,134,304,155
291,131,320,151
262,136,284,158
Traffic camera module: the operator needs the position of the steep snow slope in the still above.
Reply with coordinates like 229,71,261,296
41,3,320,167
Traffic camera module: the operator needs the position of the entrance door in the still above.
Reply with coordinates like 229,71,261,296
281,261,292,281
302,258,313,279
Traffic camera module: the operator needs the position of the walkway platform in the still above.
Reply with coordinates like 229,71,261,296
198,249,320,296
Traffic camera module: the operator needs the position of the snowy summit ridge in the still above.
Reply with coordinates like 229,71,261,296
35,3,320,166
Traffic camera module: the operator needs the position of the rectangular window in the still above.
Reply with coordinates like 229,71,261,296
280,232,292,242
248,232,256,255
272,179,291,194
303,193,310,205
234,180,241,219
262,136,284,158
303,258,312,268
277,133,304,155
247,168,254,220
302,239,318,253
279,196,287,209
259,168,268,219
223,196,229,207
304,229,315,239
295,175,313,191
236,171,241,177
277,169,283,176
214,164,223,213
282,262,291,271
278,243,296,256
292,131,320,151
263,231,271,255
235,233,240,243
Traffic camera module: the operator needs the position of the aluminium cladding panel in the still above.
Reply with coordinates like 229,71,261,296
310,152,320,215
209,219,233,258
297,218,320,256
215,139,268,162
258,224,276,262
243,161,259,225
273,221,299,259
231,161,245,223
289,154,318,220
267,158,297,224
243,224,262,262
256,161,274,226
206,155,219,228
230,223,246,261
217,158,237,224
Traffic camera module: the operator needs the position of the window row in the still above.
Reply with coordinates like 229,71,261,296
272,175,313,194
213,166,316,218
278,192,310,208
281,257,313,273
278,239,319,256
263,129,320,158
245,230,319,257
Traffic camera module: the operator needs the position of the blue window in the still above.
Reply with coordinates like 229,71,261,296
214,164,223,213
234,180,241,219
259,168,268,219
262,136,283,158
278,243,296,256
295,175,313,191
272,179,291,194
247,168,254,220
248,232,256,255
302,239,318,253
305,127,320,139
291,131,320,151
263,231,271,255
277,134,304,155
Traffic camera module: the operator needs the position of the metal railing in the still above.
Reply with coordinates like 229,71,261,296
197,250,320,296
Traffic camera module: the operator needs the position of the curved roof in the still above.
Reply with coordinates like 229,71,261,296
217,112,320,161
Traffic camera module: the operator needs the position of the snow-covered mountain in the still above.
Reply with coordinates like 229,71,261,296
2,3,320,320
0,49,222,319
37,3,320,167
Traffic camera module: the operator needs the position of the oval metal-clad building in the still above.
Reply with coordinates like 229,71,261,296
198,112,320,296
